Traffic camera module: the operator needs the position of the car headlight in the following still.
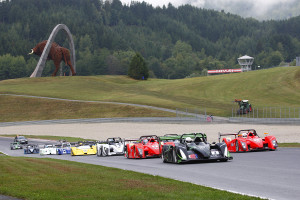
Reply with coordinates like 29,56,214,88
179,149,187,160
224,147,228,157
241,142,246,150
272,140,277,147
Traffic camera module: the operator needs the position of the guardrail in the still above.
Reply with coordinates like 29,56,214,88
232,107,300,119
230,106,300,124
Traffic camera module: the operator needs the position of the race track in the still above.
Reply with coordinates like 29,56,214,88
1,137,299,200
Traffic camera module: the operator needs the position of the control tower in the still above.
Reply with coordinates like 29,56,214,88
238,55,254,72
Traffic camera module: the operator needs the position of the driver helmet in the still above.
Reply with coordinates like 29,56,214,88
242,133,247,137
143,139,148,144
185,137,193,143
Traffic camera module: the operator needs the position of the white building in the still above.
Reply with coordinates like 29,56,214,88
238,55,254,72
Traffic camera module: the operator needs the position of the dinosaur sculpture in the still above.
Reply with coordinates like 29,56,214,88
29,40,76,76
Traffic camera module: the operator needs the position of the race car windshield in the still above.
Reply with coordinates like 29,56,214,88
143,139,148,144
18,136,25,139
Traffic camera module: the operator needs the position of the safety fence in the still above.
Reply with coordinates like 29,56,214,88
175,108,225,122
175,107,300,124
175,108,210,122
230,107,300,124
231,107,300,118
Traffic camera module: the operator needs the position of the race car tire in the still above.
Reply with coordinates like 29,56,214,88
161,152,166,163
97,148,102,157
235,141,239,152
173,148,177,163
125,148,129,158
104,147,109,156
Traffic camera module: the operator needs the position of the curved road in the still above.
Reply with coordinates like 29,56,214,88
1,137,299,200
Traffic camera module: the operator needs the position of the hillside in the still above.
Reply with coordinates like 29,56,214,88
0,67,299,120
1,0,300,80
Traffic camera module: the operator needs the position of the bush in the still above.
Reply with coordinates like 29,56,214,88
128,53,149,80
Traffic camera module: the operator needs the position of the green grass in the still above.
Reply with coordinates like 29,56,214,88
0,67,299,119
0,95,174,122
278,143,300,148
0,135,94,143
0,156,262,200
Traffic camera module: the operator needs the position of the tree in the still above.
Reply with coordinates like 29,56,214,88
0,54,26,80
267,51,283,67
128,53,149,80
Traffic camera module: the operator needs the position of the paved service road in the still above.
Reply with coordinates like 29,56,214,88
1,137,299,200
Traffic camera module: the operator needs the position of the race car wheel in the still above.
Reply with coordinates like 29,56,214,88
161,152,166,163
173,148,177,163
235,141,239,152
97,148,102,157
125,149,129,158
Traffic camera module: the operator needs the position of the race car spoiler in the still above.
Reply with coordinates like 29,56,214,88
159,134,181,141
124,138,140,143
218,133,238,142
139,135,159,140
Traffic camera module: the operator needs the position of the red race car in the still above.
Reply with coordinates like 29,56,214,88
125,135,162,159
219,129,278,152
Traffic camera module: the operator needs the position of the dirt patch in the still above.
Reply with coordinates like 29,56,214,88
0,122,299,143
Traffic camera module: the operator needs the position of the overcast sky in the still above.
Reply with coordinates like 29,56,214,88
120,0,297,19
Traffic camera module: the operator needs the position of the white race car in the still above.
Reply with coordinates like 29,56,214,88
96,137,124,156
39,144,57,155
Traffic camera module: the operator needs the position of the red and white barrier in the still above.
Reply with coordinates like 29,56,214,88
207,69,242,74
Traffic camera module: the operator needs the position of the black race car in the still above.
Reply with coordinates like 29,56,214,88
24,144,39,154
14,136,28,144
161,133,232,164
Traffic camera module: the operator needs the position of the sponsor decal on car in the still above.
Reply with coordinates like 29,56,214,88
188,154,198,159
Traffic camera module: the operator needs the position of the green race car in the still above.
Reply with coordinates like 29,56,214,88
10,142,23,150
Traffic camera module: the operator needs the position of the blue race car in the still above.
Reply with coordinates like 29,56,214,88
56,142,71,155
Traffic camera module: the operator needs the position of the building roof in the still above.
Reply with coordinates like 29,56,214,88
238,55,254,60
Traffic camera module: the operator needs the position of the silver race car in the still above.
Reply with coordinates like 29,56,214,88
96,137,124,156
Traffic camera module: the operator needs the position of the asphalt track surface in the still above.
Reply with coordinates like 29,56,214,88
1,137,300,200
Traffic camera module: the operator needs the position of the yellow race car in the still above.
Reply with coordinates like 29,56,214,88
71,142,97,156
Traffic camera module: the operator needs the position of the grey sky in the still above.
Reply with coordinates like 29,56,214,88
120,0,298,19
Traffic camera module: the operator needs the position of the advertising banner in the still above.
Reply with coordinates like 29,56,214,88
207,69,242,74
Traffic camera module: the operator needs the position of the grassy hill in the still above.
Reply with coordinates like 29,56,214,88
0,66,299,121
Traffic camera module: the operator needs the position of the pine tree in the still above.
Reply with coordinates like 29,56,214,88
128,53,149,80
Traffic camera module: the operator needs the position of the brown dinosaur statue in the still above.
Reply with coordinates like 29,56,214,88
29,40,76,76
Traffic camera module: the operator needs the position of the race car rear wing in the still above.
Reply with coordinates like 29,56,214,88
159,134,181,141
163,134,179,136
218,133,238,143
124,138,140,144
139,135,159,140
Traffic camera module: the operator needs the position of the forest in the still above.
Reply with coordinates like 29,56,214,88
0,0,300,80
